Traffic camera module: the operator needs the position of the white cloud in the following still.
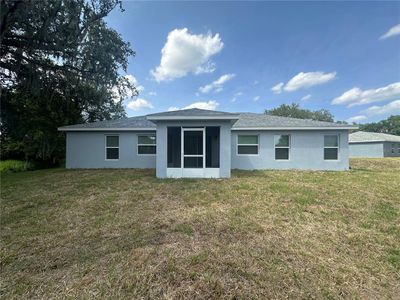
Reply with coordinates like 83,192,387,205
253,95,260,101
125,74,144,93
362,100,400,116
284,71,336,92
271,82,284,94
231,92,243,102
300,94,312,101
151,28,224,82
169,100,219,111
331,82,400,107
347,115,367,123
271,72,336,94
148,91,157,96
112,74,144,103
380,23,400,40
198,73,235,94
127,98,154,111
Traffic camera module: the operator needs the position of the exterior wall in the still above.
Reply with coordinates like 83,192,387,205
349,142,384,158
231,130,349,171
66,131,156,168
383,141,400,157
155,120,233,178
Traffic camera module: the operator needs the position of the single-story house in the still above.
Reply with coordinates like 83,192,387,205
58,108,357,178
349,131,400,158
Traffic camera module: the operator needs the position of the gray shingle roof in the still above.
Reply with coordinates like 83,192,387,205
59,115,155,130
349,131,400,143
59,109,356,131
232,113,354,129
146,108,239,119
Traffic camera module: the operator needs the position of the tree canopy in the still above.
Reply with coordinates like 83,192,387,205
265,103,335,122
358,115,400,136
1,0,135,164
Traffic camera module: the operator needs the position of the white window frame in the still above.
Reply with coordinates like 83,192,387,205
105,134,119,161
274,134,290,161
137,134,156,156
324,134,339,161
237,134,259,156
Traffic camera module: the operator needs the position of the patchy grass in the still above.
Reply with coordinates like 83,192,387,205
1,158,399,299
0,160,36,174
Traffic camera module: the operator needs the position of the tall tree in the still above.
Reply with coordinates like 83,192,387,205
358,115,400,136
265,103,335,122
0,0,135,164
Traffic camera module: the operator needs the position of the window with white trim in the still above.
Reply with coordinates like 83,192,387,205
274,135,290,160
324,135,339,160
138,135,156,155
106,135,119,160
237,135,258,155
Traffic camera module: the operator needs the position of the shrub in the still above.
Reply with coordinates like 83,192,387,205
0,160,36,174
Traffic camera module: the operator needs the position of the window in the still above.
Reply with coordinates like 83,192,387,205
392,143,395,154
398,144,400,154
105,135,119,160
138,135,156,155
237,135,258,155
274,135,290,160
324,135,339,160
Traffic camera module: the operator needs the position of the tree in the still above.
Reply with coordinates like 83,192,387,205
265,103,335,122
0,0,135,164
358,115,400,136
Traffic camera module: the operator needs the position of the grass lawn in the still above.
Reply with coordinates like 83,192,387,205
1,158,399,299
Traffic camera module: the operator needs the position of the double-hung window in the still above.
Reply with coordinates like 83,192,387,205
274,135,290,160
237,135,258,155
105,135,119,160
138,135,156,155
324,135,339,160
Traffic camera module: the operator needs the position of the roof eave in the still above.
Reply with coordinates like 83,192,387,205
58,127,156,132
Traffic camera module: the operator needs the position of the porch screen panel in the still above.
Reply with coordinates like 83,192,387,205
167,127,181,167
206,127,220,168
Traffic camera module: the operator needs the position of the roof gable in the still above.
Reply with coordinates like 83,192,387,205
146,108,240,120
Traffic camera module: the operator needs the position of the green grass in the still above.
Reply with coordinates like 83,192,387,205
1,158,399,299
0,160,36,174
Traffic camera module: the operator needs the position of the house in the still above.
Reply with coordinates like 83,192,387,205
349,131,400,158
58,108,357,178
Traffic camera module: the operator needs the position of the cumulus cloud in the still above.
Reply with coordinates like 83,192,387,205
231,92,243,102
151,28,224,82
380,23,400,40
112,74,144,103
362,100,400,116
300,94,312,101
271,72,336,94
347,115,367,123
168,100,219,111
198,73,235,94
253,96,260,101
271,82,284,94
127,98,154,111
331,82,400,107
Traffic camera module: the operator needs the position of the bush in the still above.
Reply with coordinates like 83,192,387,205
0,160,36,174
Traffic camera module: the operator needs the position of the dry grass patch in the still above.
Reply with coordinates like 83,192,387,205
1,159,399,299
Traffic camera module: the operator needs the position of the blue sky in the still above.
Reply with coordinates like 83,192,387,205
106,1,400,123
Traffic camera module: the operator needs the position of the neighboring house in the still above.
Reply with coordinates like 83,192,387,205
349,131,400,158
58,108,357,178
